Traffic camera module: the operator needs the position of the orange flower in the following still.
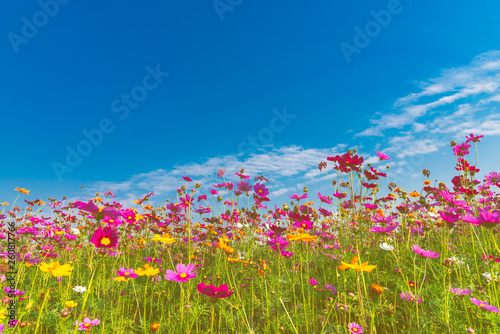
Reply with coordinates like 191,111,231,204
370,283,384,296
424,180,431,186
287,232,317,243
409,191,420,198
0,202,8,206
15,187,30,195
150,323,160,331
338,256,377,272
228,254,249,264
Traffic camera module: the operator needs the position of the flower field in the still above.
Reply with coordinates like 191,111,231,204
1,134,500,333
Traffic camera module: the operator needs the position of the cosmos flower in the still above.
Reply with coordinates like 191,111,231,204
376,152,390,161
309,278,318,286
449,287,473,296
378,242,394,250
74,317,100,331
135,264,160,277
164,263,198,282
65,300,78,309
470,298,500,313
73,286,87,293
116,267,138,279
15,187,30,195
400,291,422,303
152,234,176,244
463,209,500,228
89,226,118,248
253,183,269,197
338,257,377,272
411,245,440,258
197,282,234,299
289,193,308,200
348,322,363,333
39,261,74,277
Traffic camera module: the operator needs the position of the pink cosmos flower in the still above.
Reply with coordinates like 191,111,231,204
463,209,500,228
289,193,308,200
253,183,269,197
376,152,390,160
484,171,500,187
116,267,138,279
75,317,100,331
453,142,471,156
72,200,121,220
470,298,500,313
411,245,440,258
309,278,318,286
182,176,192,182
237,181,252,193
197,282,234,299
465,133,484,143
317,192,333,204
332,192,347,199
235,172,250,180
164,263,198,282
449,287,473,296
400,291,422,303
348,322,363,333
89,226,118,249
197,195,207,202
369,225,397,233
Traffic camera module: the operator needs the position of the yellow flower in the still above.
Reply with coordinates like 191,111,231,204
65,300,78,308
39,261,74,277
286,232,317,243
152,234,175,244
15,187,30,195
0,202,8,206
0,307,6,320
338,257,377,272
113,276,128,282
135,264,160,277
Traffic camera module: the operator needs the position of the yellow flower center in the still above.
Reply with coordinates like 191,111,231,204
124,272,130,276
480,303,485,307
84,323,91,327
101,238,111,246
179,273,187,278
353,329,359,333
128,216,132,220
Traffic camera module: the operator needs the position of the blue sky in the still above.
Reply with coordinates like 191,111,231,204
1,0,500,209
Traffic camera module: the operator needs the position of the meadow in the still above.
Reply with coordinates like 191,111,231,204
1,133,499,333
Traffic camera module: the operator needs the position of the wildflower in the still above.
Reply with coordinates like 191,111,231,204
348,322,363,333
309,278,318,286
39,261,74,277
370,283,384,296
73,200,121,220
289,193,308,200
267,236,289,251
286,232,317,243
370,225,397,233
411,245,440,258
325,284,337,294
470,298,500,313
424,180,432,186
236,181,252,193
449,287,473,296
135,264,160,277
254,183,269,197
89,226,118,248
15,187,30,195
317,192,333,204
74,317,100,331
408,281,417,288
152,234,176,244
409,191,420,198
338,257,377,272
379,243,394,251
465,133,484,143
463,209,500,228
116,267,138,279
164,263,198,282
151,323,160,331
377,152,390,160
65,301,78,309
400,291,422,303
484,171,500,187
182,176,192,182
73,286,87,293
197,282,234,299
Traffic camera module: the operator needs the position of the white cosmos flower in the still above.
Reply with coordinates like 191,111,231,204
379,243,394,251
73,286,87,293
71,228,80,235
483,272,498,281
448,257,465,265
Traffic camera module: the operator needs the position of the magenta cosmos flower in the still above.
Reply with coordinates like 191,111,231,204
289,193,308,200
369,225,397,233
464,209,500,228
253,183,269,197
348,322,363,333
90,226,118,248
400,291,422,303
197,282,234,299
470,298,500,313
484,171,500,187
376,151,390,161
116,267,138,279
75,317,100,331
164,263,198,282
411,245,440,258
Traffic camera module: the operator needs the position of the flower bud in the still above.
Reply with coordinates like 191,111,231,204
61,309,70,318
371,283,384,296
